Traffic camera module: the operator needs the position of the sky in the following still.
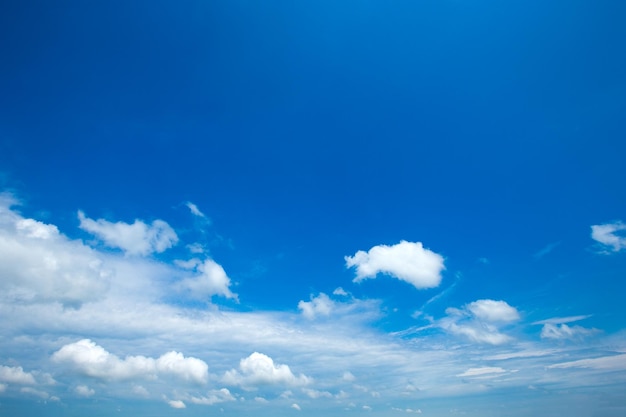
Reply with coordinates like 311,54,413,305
1,1,625,416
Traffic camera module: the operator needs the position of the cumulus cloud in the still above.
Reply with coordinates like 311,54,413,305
591,221,626,253
437,300,520,345
0,365,36,385
75,385,95,397
177,258,237,300
345,241,444,289
78,211,178,256
224,352,311,388
21,387,58,400
168,400,186,409
52,339,208,384
188,388,235,405
0,199,110,306
298,293,334,319
466,300,520,322
291,403,301,411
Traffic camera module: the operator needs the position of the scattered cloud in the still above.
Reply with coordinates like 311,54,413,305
78,211,178,256
333,287,348,296
0,365,36,385
540,323,599,340
466,299,520,322
224,352,311,388
346,241,445,289
75,384,95,397
532,315,592,325
186,202,206,218
591,221,626,253
437,300,520,344
168,399,186,409
177,258,237,300
291,403,301,411
188,389,235,405
298,293,334,319
52,339,208,384
456,367,506,377
548,354,626,371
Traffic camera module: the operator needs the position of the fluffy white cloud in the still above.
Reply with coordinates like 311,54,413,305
540,323,599,340
298,293,334,319
0,198,110,306
21,387,58,400
168,400,186,409
291,403,301,411
0,365,36,385
78,211,178,256
591,221,626,252
177,258,237,300
52,339,208,384
345,241,444,289
224,352,311,388
467,300,520,322
75,384,95,397
437,300,520,345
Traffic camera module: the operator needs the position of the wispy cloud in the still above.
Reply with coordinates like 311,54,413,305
533,241,561,259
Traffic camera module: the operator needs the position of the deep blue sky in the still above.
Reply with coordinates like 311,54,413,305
1,1,625,416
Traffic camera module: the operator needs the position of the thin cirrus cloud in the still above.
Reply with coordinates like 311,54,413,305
345,241,445,289
590,221,626,253
52,339,209,384
78,211,178,256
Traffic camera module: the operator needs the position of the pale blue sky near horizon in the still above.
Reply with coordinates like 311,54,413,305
1,1,625,416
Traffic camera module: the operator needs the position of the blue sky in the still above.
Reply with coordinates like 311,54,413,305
1,1,625,416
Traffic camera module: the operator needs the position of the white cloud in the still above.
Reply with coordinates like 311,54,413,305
532,315,592,325
224,352,311,388
52,339,208,384
75,384,95,397
291,403,301,411
333,287,348,296
437,300,520,345
467,300,520,322
345,241,444,289
78,211,178,256
132,385,150,397
188,388,235,405
456,367,506,377
547,354,626,371
342,371,356,382
21,387,57,400
298,293,334,319
177,258,237,300
303,388,333,399
591,221,626,253
0,200,110,306
540,323,599,340
168,400,186,409
0,365,36,385
186,202,206,218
